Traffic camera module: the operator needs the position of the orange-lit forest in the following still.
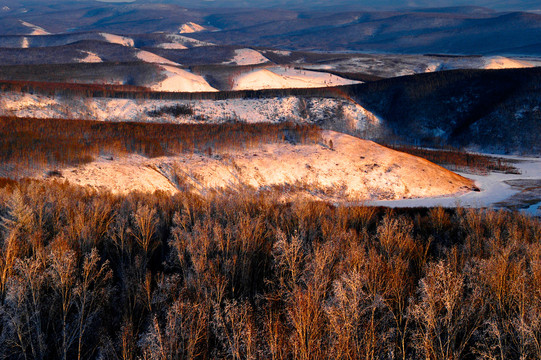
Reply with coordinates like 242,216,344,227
0,117,320,175
0,180,539,359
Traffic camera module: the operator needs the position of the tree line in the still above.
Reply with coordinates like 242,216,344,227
0,79,350,101
0,117,321,176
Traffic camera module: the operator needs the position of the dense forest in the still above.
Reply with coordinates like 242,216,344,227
0,180,539,359
0,117,320,176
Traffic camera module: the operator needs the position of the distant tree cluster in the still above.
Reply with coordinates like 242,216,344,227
0,117,321,176
0,79,347,101
0,180,539,359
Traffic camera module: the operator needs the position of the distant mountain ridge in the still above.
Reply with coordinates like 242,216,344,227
31,0,540,12
191,10,541,55
1,2,541,55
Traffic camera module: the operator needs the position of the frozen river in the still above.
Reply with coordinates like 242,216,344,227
368,154,541,216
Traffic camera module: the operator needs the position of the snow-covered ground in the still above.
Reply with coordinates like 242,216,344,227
42,131,474,200
149,65,218,92
0,92,378,130
19,20,49,35
232,66,361,90
47,154,179,194
265,50,292,56
369,155,541,216
179,22,206,34
99,33,134,47
156,42,187,50
136,50,180,65
78,50,102,63
223,49,270,66
483,56,534,69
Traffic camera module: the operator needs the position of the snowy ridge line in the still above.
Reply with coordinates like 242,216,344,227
0,92,381,131
231,67,361,91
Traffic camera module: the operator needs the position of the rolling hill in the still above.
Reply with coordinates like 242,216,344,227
36,129,476,201
1,2,541,55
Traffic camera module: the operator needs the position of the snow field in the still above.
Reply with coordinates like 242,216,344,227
224,49,270,66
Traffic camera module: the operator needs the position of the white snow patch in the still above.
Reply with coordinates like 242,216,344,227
267,50,291,56
224,48,270,66
0,93,60,119
136,50,180,66
2,6,10,11
179,22,206,34
423,62,440,72
19,20,49,35
78,50,102,63
99,33,134,47
149,65,218,92
483,56,534,69
421,56,533,73
156,42,188,50
232,66,360,91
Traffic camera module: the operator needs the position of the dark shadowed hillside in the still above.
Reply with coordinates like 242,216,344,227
346,67,541,153
0,62,162,86
0,40,142,65
191,10,541,55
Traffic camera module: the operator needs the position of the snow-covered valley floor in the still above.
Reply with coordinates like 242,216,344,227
369,154,541,216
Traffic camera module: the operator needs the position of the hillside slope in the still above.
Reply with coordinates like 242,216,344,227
346,67,541,154
46,130,475,201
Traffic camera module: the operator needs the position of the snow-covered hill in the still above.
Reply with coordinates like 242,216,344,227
232,67,360,90
19,20,49,35
136,50,180,65
149,65,218,92
77,50,102,63
0,92,377,133
223,49,270,66
43,130,475,201
482,56,534,70
179,22,207,34
99,33,134,47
